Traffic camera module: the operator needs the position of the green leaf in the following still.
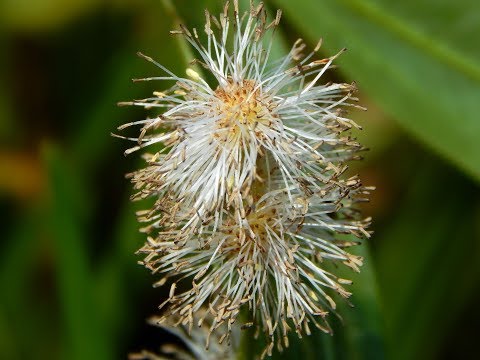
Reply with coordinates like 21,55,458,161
0,0,99,31
72,0,190,172
43,144,112,360
0,33,16,142
0,206,45,360
376,157,480,359
270,0,480,181
94,198,149,344
365,0,480,65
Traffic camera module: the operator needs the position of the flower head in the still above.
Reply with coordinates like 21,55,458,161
119,1,364,230
137,169,370,357
118,0,372,357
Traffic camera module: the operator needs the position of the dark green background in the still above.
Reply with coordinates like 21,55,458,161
1,0,479,359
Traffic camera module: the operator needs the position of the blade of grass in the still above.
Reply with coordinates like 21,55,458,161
44,143,112,360
71,0,192,172
0,205,45,360
0,34,15,142
376,158,480,359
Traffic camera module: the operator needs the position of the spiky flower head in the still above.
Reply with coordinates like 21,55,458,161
117,0,372,357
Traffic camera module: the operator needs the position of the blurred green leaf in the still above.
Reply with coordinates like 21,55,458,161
0,0,98,32
94,199,149,347
72,1,190,171
376,156,480,359
368,0,480,65
0,311,15,360
271,0,480,181
44,144,112,360
0,33,15,142
0,206,45,360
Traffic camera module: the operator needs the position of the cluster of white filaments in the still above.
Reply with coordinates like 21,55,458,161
118,1,372,358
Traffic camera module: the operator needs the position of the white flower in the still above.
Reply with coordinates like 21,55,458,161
117,0,365,231
136,167,371,357
118,0,372,357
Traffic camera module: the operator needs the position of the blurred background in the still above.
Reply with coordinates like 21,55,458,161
1,0,479,359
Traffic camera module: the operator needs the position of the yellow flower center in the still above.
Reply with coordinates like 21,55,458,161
213,79,276,143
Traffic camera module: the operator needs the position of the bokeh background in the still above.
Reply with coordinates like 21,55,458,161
1,0,479,359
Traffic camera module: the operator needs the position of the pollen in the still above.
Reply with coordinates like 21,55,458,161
214,79,276,141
